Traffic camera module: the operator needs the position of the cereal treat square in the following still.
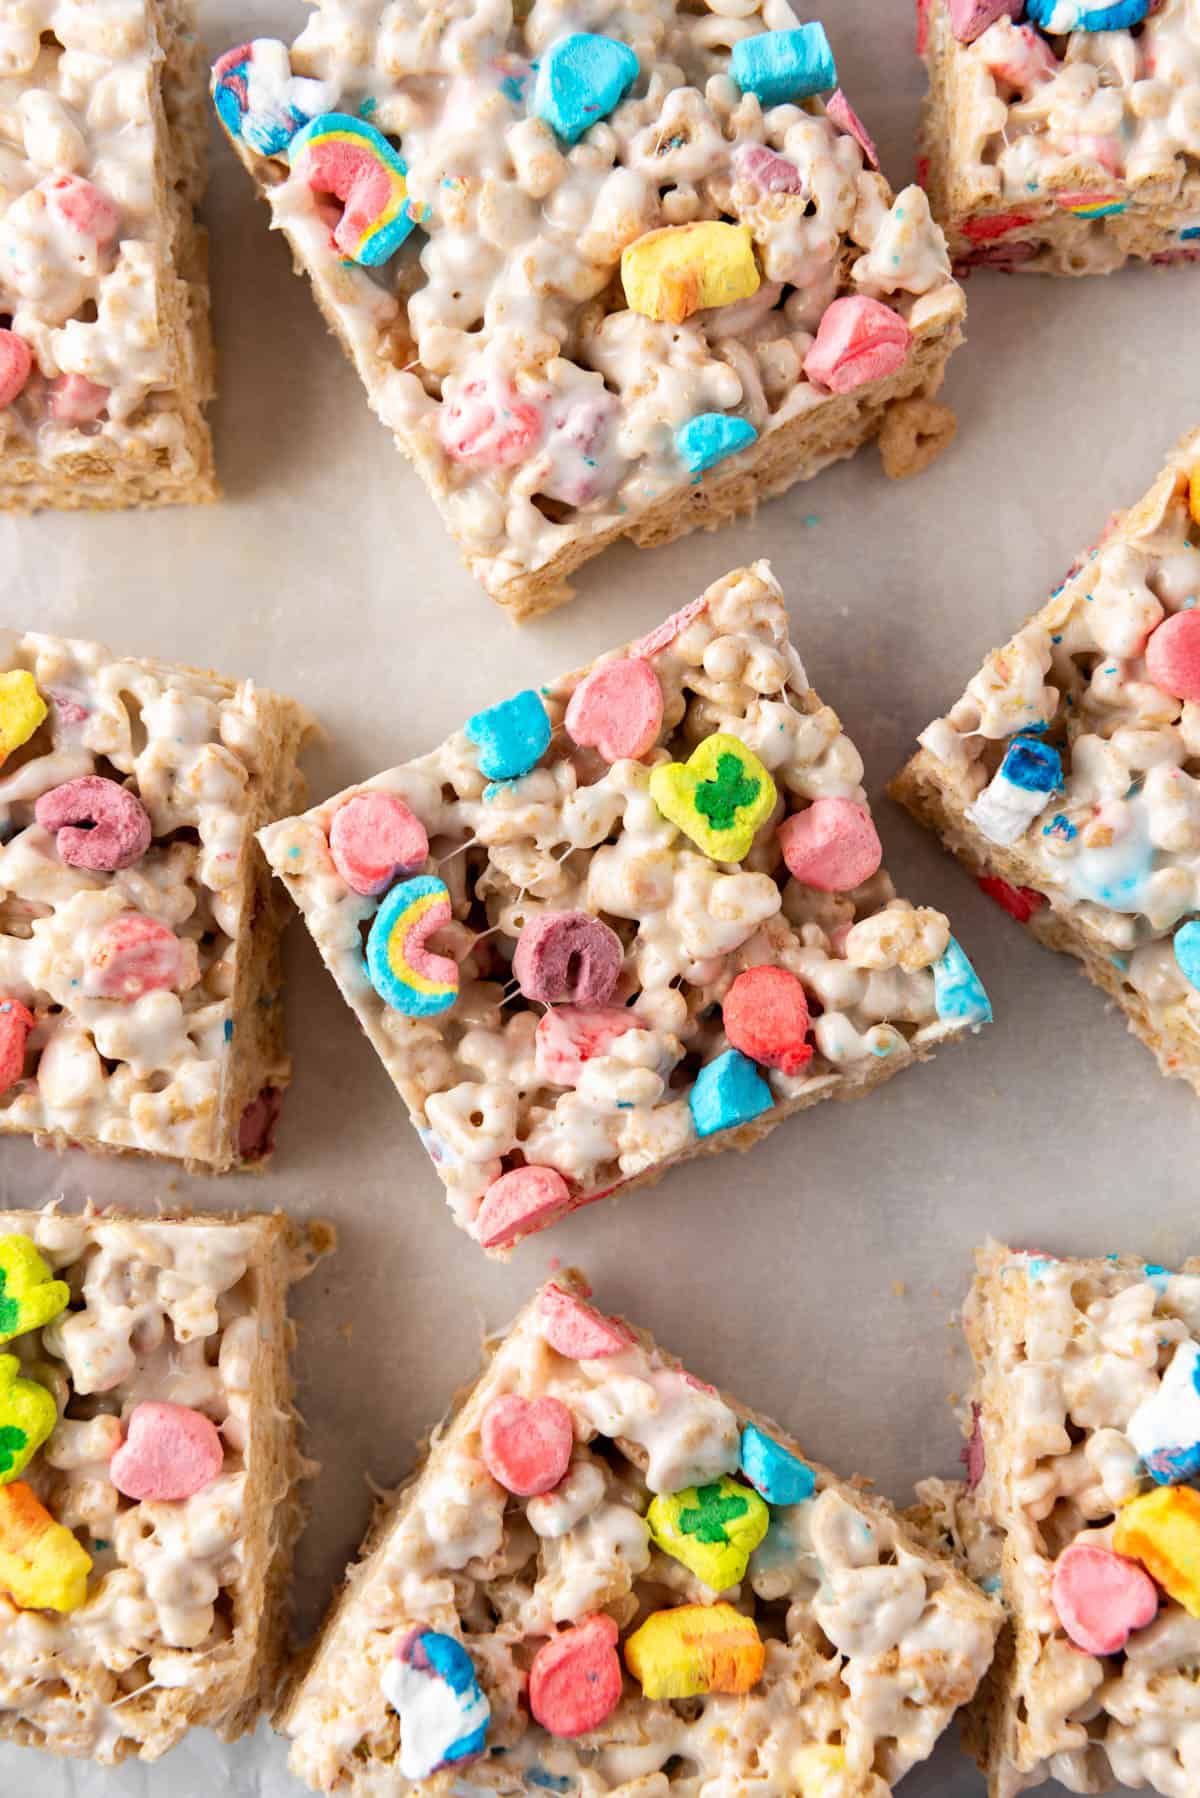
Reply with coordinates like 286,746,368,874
261,562,991,1256
955,1240,1200,1796
918,0,1200,277
893,427,1200,1093
278,1269,1001,1795
0,0,218,509
211,8,965,619
0,629,313,1170
0,1208,315,1762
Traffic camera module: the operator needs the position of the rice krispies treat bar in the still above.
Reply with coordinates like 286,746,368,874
0,1207,317,1763
953,1239,1200,1797
211,6,965,620
918,0,1200,277
0,628,314,1171
278,1268,1001,1796
261,562,992,1257
892,427,1200,1093
0,0,218,509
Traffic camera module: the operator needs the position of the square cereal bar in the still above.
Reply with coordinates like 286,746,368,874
918,0,1200,277
278,1269,1001,1795
0,628,313,1170
261,562,991,1255
0,0,218,508
955,1240,1200,1796
0,1207,315,1762
892,427,1200,1093
211,7,964,618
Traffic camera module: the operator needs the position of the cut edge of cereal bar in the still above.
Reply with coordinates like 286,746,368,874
0,1205,324,1763
0,632,316,1173
891,425,1200,1095
214,11,966,620
260,561,992,1258
0,0,218,513
277,1267,1002,1796
919,0,1200,279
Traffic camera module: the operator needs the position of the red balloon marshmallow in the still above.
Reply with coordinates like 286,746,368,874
1146,611,1200,704
480,1393,573,1497
529,1614,624,1736
35,776,151,872
0,999,34,1096
329,791,429,895
565,658,664,763
109,1402,225,1502
722,966,813,1076
778,797,882,892
1050,1541,1158,1657
539,1283,633,1359
475,1166,572,1249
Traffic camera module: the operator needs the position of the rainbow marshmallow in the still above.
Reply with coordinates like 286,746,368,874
366,875,459,1017
289,113,418,267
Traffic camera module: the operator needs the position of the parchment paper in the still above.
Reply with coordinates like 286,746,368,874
1,0,1197,1790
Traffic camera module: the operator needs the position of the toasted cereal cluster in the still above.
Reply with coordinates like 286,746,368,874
893,427,1200,1092
959,1241,1200,1797
261,563,990,1254
0,629,312,1170
0,0,217,507
212,5,965,615
919,0,1200,275
0,1211,309,1763
279,1272,1000,1795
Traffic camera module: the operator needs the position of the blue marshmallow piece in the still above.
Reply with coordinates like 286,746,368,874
730,24,837,108
676,414,758,479
932,937,993,1028
465,689,551,781
740,1422,816,1506
1027,0,1149,27
689,1048,773,1138
1127,1341,1200,1487
533,33,640,144
1000,736,1062,795
1173,921,1200,991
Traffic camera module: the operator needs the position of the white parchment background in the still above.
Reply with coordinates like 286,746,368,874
1,0,1197,1791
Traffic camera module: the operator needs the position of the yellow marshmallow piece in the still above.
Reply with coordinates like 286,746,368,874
647,1475,769,1590
0,1481,91,1612
624,1601,764,1700
622,223,760,324
650,732,777,863
1189,462,1200,528
0,1235,70,1347
1113,1485,1200,1617
793,1746,849,1795
0,1355,57,1486
0,671,46,766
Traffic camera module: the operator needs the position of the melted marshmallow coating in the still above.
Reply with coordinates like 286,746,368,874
283,1277,999,1795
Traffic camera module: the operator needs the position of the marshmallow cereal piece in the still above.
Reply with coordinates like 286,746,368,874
465,690,551,781
109,1401,225,1502
1113,1486,1200,1617
1050,1542,1158,1656
825,90,880,169
0,333,32,410
475,1166,572,1249
0,671,46,761
439,375,544,470
1127,1341,1200,1484
1173,921,1200,991
977,874,1046,923
329,791,429,895
730,25,837,106
46,175,118,245
647,1475,769,1589
529,1614,624,1735
87,914,187,1002
1191,464,1200,528
733,144,806,195
0,1482,91,1613
932,937,992,1027
532,34,640,145
47,375,109,424
534,1004,643,1087
538,1283,632,1358
380,1629,490,1780
1027,0,1149,26
622,223,760,325
722,966,813,1076
211,38,336,156
676,414,759,478
778,797,882,891
740,1422,817,1505
624,1602,765,1700
514,911,624,1005
0,1237,69,1345
481,1393,573,1496
366,876,458,1017
34,776,152,872
689,1048,773,1138
966,736,1062,847
651,732,777,862
949,0,1023,41
0,1000,33,1097
289,114,416,267
803,298,910,397
1146,612,1200,704
0,1356,56,1486
565,658,663,763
